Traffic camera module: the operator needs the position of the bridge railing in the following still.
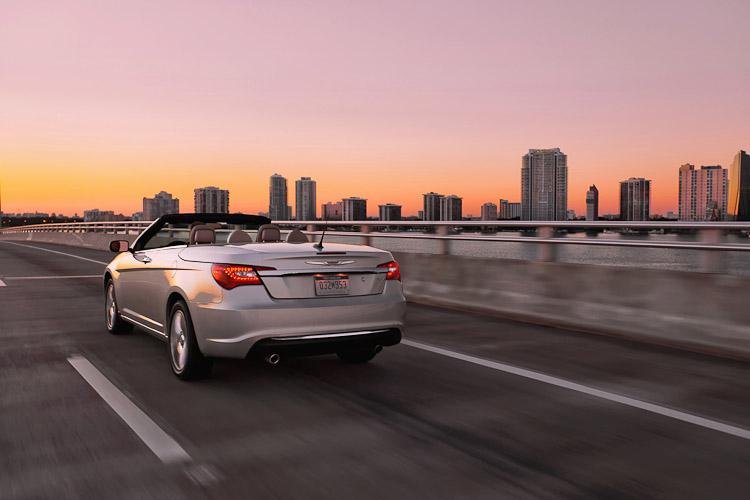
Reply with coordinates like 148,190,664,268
3,219,750,272
0,221,153,235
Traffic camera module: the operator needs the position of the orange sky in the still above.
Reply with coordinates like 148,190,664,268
1,1,748,217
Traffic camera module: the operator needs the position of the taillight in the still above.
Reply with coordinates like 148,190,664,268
378,260,401,281
211,264,275,289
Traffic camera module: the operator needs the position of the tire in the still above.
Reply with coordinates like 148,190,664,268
168,300,213,380
105,279,133,334
337,346,380,364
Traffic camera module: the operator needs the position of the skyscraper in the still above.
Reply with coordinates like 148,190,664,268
295,176,317,221
480,202,498,221
728,150,750,221
521,148,568,221
269,174,289,220
423,192,443,221
320,201,343,220
498,199,521,219
378,203,402,221
678,164,728,221
439,195,463,221
506,202,521,219
342,197,367,221
142,191,179,221
619,178,650,221
586,185,599,221
194,186,229,213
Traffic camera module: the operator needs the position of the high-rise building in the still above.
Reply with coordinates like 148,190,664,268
269,174,289,220
728,150,750,221
586,185,599,221
294,176,317,221
499,199,522,219
378,203,402,221
507,202,521,219
320,201,343,220
499,199,509,219
194,186,229,213
521,148,568,220
142,191,179,221
439,195,463,221
342,197,367,221
423,192,443,221
480,202,498,221
619,178,651,221
678,164,728,221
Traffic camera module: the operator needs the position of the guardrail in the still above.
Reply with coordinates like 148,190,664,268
0,221,153,234
3,219,750,272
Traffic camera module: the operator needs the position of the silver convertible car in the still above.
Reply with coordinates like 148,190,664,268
104,213,405,379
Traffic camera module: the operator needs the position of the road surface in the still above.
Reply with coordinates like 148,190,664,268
1,240,749,499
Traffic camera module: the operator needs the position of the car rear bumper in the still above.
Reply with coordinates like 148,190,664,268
190,282,406,358
248,328,401,358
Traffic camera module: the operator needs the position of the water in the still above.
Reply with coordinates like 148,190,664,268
321,231,750,275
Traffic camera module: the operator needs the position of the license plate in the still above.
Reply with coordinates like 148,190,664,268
314,277,350,296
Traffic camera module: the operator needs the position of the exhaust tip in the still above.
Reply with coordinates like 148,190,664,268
374,345,383,354
265,353,281,365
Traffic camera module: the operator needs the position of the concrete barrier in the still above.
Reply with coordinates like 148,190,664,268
394,252,750,360
2,231,748,360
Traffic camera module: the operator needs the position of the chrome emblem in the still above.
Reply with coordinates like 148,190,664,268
305,260,355,266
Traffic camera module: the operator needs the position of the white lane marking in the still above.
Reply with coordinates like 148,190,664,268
1,241,108,265
68,355,191,464
4,275,101,280
402,339,750,441
0,279,5,287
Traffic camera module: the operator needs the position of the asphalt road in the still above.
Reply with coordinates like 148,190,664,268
2,240,750,499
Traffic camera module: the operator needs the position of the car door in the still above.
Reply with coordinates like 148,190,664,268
118,222,190,334
135,246,182,331
115,249,164,334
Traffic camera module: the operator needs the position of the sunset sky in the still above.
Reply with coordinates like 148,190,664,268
1,0,748,217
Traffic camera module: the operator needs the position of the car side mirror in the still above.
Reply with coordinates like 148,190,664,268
110,240,130,253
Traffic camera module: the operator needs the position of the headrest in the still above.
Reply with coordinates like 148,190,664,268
286,229,309,244
190,225,215,245
256,224,282,243
227,229,253,244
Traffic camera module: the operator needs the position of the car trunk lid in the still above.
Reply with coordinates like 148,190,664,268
179,242,392,299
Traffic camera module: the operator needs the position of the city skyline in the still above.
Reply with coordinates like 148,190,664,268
2,1,748,217
4,151,749,220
